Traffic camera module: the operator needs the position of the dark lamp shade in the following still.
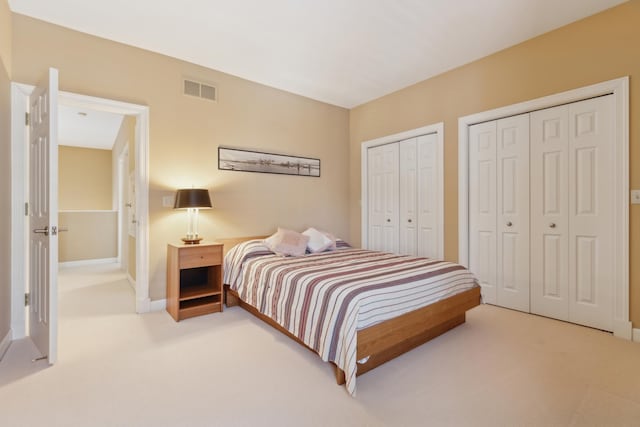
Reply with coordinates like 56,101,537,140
174,189,212,209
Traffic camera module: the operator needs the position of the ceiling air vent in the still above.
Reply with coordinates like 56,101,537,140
183,79,217,102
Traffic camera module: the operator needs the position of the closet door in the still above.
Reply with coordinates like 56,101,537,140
417,133,439,259
531,96,614,331
530,105,570,321
368,143,399,253
496,114,530,312
469,121,497,304
568,96,614,331
399,138,418,255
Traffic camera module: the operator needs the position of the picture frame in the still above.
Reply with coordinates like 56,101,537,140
218,146,320,177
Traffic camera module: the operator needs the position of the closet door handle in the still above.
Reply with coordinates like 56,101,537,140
386,219,390,223
549,223,556,228
506,221,513,227
408,219,412,223
33,226,49,236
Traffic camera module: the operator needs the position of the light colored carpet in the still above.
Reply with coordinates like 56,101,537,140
1,263,640,426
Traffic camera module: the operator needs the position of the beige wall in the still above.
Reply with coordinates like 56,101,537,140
0,0,12,347
59,145,112,210
0,0,10,74
59,146,115,262
58,211,117,262
11,14,350,300
350,2,640,326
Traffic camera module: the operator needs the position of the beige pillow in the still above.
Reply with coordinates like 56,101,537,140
265,228,310,257
303,227,334,253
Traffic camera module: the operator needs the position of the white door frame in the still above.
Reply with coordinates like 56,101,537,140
458,77,630,339
11,84,152,339
361,122,444,259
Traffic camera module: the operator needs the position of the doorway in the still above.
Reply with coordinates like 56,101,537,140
10,83,151,341
57,105,131,268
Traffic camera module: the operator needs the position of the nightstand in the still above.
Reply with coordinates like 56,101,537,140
166,242,223,321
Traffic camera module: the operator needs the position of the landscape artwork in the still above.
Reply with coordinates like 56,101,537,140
218,147,320,177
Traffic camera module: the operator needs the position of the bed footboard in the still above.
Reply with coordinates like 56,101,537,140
335,286,480,384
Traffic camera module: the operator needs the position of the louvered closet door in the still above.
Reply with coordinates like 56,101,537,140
531,105,570,321
399,138,418,256
417,133,439,258
368,143,399,253
496,114,530,312
469,121,497,304
568,96,614,331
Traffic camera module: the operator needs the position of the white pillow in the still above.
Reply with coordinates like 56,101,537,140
264,228,310,257
302,227,334,253
321,230,338,251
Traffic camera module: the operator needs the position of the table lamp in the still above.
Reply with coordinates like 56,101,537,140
174,188,212,244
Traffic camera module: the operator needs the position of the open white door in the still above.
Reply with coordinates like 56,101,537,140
28,68,59,364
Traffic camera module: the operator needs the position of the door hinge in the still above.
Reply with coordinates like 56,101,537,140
25,293,30,306
25,112,30,126
25,202,29,216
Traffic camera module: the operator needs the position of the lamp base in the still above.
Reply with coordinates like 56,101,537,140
181,237,203,245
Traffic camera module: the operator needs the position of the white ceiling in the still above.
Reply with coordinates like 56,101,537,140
58,104,124,150
10,0,627,108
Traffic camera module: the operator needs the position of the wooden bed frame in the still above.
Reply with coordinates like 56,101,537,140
219,236,481,385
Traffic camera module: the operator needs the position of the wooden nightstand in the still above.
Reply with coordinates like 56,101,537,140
166,242,223,321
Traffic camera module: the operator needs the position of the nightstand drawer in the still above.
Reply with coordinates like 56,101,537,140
179,245,222,269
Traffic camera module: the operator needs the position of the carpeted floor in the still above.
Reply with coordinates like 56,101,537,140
1,263,640,426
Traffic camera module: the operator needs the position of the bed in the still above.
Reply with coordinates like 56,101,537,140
221,235,480,396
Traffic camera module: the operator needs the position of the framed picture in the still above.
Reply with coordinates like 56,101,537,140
218,146,320,177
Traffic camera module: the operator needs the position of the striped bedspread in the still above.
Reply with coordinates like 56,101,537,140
223,240,478,396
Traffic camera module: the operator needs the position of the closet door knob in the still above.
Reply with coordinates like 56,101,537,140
408,219,412,223
386,219,391,223
549,223,556,228
506,221,513,227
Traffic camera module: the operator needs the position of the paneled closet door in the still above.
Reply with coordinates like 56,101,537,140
568,96,614,331
530,105,570,321
531,96,614,331
469,121,497,304
417,133,439,259
399,138,418,256
496,114,530,312
368,143,399,253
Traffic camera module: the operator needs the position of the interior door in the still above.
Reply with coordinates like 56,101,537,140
399,138,417,256
568,95,614,331
417,133,439,259
469,121,497,304
28,68,59,363
496,114,530,312
530,104,570,321
367,143,399,253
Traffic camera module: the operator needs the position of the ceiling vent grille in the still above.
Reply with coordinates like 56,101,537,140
183,79,217,102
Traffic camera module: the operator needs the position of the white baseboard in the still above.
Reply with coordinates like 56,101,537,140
136,297,165,313
136,297,150,313
127,274,136,290
633,328,640,343
149,299,167,312
0,329,12,361
59,257,118,268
